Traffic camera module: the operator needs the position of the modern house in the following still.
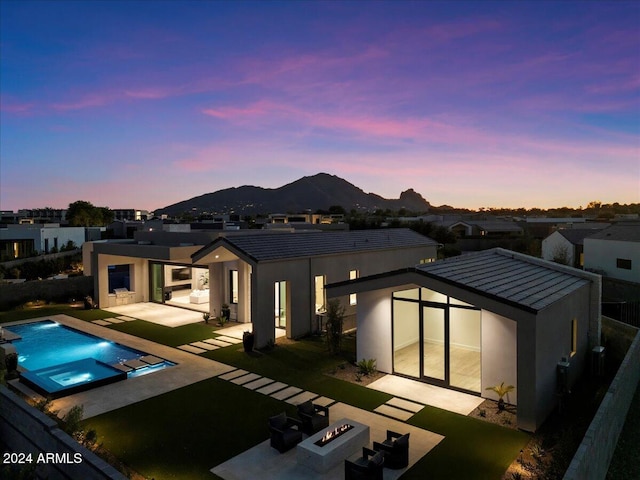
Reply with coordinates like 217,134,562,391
84,228,439,346
326,248,601,432
0,224,86,261
541,228,606,268
584,223,640,283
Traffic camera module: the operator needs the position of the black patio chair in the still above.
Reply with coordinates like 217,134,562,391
344,447,384,480
297,400,329,435
267,412,302,453
373,430,410,469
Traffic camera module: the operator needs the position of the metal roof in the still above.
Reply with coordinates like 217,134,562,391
193,228,438,263
555,229,602,245
416,248,590,311
585,223,640,243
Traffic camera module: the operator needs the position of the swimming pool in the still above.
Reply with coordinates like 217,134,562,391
6,320,175,397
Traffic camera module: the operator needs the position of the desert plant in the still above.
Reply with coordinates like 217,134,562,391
325,299,345,354
357,358,377,376
202,312,210,323
486,382,515,410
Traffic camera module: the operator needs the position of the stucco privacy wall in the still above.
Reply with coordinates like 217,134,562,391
563,329,640,480
0,386,126,480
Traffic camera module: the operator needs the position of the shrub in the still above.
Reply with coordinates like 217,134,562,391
357,358,377,376
62,405,84,436
325,299,345,354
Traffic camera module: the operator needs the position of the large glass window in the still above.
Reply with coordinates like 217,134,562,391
393,300,420,377
275,281,287,328
314,275,325,313
108,264,131,292
349,270,358,305
392,290,481,394
230,270,238,304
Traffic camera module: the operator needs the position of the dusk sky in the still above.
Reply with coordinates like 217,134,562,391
1,1,639,212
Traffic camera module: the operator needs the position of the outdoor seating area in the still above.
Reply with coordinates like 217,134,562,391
268,402,412,478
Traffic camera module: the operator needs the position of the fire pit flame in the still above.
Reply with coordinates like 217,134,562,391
315,423,354,447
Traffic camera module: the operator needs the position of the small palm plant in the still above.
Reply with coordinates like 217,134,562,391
486,382,515,410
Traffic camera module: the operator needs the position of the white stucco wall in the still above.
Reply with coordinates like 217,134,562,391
356,288,396,373
481,310,517,405
542,231,575,265
584,238,640,282
534,284,592,429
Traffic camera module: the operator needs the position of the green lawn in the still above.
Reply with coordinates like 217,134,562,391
3,306,530,479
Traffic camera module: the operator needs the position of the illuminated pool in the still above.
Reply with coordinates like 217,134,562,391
6,320,175,398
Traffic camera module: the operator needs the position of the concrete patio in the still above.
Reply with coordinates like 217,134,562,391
211,401,444,480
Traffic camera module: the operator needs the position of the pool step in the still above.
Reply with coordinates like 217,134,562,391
114,355,166,372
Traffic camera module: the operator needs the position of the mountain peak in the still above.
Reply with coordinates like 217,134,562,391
157,174,430,215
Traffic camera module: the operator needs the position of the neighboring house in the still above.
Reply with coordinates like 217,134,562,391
584,223,640,283
448,220,523,238
0,224,86,261
327,248,601,432
541,228,607,268
84,229,439,346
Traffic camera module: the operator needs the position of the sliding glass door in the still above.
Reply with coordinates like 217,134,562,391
392,288,481,394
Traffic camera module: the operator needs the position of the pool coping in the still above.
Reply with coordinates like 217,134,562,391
4,314,235,419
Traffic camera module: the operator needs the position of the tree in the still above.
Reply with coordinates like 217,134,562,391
552,245,570,265
325,299,345,354
67,201,113,227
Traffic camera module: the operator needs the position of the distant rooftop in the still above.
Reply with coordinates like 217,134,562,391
555,228,605,245
585,223,640,243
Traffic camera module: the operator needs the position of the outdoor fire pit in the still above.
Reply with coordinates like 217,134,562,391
297,418,369,473
314,423,355,447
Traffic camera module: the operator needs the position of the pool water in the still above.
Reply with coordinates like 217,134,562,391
6,320,175,397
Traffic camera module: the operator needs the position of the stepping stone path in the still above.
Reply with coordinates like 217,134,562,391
213,368,339,415
91,315,136,326
374,397,426,421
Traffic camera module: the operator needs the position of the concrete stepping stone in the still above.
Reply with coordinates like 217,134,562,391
218,369,248,380
285,391,318,405
116,316,136,321
271,386,302,401
140,355,164,365
203,338,233,347
374,404,414,421
256,381,288,395
215,336,242,344
111,363,132,373
107,318,124,324
312,396,335,408
191,341,219,351
123,359,148,369
243,377,274,390
177,344,207,354
231,373,261,385
92,320,112,326
387,397,425,413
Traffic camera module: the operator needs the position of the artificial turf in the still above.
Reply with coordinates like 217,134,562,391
2,306,530,479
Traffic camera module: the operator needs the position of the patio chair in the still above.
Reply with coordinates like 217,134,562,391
344,447,384,480
296,400,329,435
373,430,410,469
267,412,303,453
